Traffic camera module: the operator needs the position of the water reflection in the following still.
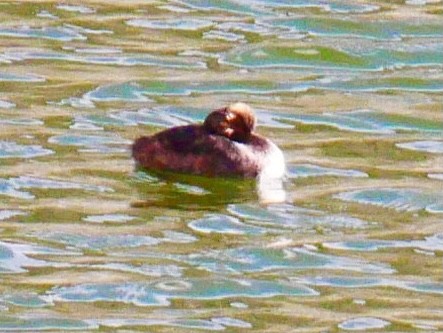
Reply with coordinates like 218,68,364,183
335,188,443,213
183,247,394,274
126,18,214,31
0,317,95,331
338,317,390,331
88,317,250,330
0,26,86,41
0,100,15,108
396,140,443,154
227,203,370,230
179,0,379,14
189,214,270,235
132,169,259,209
0,241,74,273
0,72,45,82
0,141,53,159
0,176,113,200
295,275,443,296
270,17,443,40
2,49,206,68
222,44,443,70
56,4,96,14
324,233,443,253
48,134,131,153
49,278,318,306
63,78,443,108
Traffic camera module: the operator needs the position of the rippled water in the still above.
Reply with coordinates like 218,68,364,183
1,0,442,331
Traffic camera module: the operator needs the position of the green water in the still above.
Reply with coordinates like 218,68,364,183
0,0,442,331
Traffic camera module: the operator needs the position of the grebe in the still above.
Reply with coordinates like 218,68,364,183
132,103,285,179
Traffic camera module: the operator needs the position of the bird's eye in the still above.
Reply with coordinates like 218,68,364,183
225,112,235,121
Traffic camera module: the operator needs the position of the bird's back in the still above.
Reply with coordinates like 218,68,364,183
132,125,264,177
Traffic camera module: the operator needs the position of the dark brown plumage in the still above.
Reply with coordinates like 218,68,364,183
132,103,283,178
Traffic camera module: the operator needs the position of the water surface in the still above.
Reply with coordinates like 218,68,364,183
0,0,442,331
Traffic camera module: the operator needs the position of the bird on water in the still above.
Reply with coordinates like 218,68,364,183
132,102,285,180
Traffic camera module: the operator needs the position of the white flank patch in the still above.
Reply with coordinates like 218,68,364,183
256,140,286,203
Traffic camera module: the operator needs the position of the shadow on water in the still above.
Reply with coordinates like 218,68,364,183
131,167,259,210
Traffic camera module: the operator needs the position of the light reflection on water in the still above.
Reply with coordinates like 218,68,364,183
0,0,442,331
